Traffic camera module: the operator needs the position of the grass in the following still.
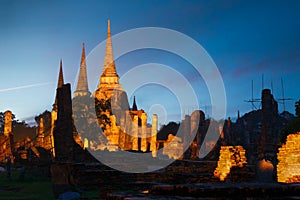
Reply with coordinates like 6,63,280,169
0,168,53,200
0,167,101,200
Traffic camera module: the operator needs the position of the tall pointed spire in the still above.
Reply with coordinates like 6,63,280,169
95,19,125,101
58,59,64,88
53,59,65,111
74,43,91,97
100,19,119,80
132,96,137,111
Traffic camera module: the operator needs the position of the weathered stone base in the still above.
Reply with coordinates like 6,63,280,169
51,160,256,198
51,160,218,188
107,183,300,199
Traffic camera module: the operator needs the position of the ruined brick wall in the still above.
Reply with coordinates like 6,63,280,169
53,84,76,162
214,146,247,181
277,132,300,183
162,134,184,160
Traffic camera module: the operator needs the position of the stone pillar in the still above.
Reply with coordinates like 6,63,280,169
4,110,12,137
110,115,119,145
132,115,139,151
39,118,44,135
190,110,200,159
190,111,199,135
226,117,232,145
194,110,205,158
50,110,57,157
3,110,13,157
182,115,191,159
219,123,224,140
151,114,158,157
84,138,89,149
190,111,200,159
141,113,147,152
37,118,45,147
118,115,126,150
124,111,132,150
183,115,191,148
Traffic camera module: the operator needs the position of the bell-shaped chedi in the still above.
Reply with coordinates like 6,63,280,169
94,19,129,130
94,19,128,109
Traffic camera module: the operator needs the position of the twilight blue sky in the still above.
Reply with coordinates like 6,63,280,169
0,0,300,125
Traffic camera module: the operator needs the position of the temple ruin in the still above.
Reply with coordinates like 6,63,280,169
277,132,300,183
214,146,247,181
0,110,14,162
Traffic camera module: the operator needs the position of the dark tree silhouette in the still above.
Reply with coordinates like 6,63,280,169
13,121,35,142
35,110,51,130
0,112,4,134
281,99,300,143
95,98,111,131
296,100,300,118
72,96,108,145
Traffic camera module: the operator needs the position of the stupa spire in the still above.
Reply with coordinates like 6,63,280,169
53,59,65,111
74,43,91,97
95,19,125,101
100,19,119,80
57,59,64,88
132,96,137,111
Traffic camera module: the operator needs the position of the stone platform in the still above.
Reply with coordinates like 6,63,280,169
51,160,257,198
107,182,300,199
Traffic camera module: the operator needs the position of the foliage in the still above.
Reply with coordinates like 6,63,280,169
95,98,111,131
281,117,300,143
0,112,16,134
0,112,4,134
0,169,53,200
0,167,99,199
0,111,35,142
34,110,51,129
13,122,36,142
73,95,96,136
296,100,300,118
281,100,300,143
72,96,109,143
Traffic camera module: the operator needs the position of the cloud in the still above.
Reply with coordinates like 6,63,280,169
18,115,38,127
0,82,54,93
230,51,300,79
